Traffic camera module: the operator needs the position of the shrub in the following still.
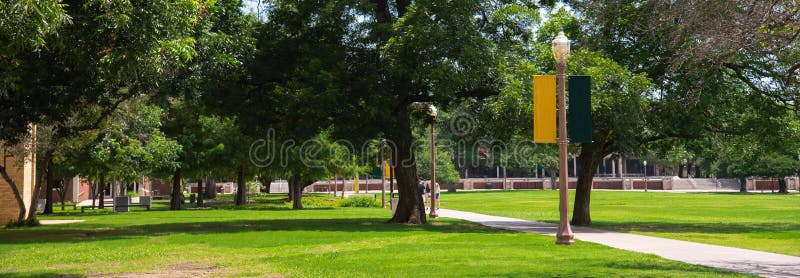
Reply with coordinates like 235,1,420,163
339,197,380,208
301,195,340,208
5,219,40,228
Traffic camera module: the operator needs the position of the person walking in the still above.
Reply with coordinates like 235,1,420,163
418,180,427,210
434,182,441,210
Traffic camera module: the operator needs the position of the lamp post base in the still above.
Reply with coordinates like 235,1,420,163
556,217,574,244
556,233,574,245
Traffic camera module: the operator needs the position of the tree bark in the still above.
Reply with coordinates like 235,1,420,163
170,168,182,210
779,178,788,193
548,168,557,190
289,173,303,209
197,178,204,207
387,106,426,224
571,142,606,226
59,180,67,211
98,174,105,209
91,181,96,209
739,177,747,192
235,165,246,205
43,156,54,214
204,178,217,199
258,176,272,194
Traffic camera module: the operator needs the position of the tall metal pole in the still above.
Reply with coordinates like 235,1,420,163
381,156,386,208
429,118,438,218
556,61,574,245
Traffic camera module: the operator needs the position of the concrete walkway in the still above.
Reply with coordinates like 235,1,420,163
439,209,800,278
40,220,85,225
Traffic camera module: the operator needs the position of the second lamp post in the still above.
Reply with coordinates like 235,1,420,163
552,31,574,245
428,105,438,218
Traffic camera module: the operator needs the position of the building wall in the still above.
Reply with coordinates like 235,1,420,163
1,140,36,224
0,155,26,224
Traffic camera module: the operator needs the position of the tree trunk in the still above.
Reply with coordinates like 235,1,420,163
778,178,788,193
258,176,272,194
739,177,747,192
548,168,557,190
235,165,246,205
170,169,182,210
98,174,105,209
289,173,303,209
387,106,426,224
44,156,54,214
678,164,684,178
197,178,204,207
91,181,96,209
571,143,606,226
204,178,217,199
59,180,67,211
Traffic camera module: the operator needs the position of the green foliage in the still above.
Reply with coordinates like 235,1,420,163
88,99,182,182
415,132,461,185
299,195,341,208
338,197,380,208
0,0,69,54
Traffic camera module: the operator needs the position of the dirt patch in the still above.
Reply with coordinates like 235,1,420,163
91,262,224,278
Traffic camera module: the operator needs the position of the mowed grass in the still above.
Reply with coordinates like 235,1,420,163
0,195,746,277
441,190,800,256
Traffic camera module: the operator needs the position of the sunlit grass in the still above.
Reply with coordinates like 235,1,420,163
0,194,747,277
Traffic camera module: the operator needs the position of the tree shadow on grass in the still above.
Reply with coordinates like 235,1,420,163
0,217,516,245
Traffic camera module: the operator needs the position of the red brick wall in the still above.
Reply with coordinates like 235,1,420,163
1,155,25,224
755,180,779,190
568,181,577,189
632,180,663,190
592,180,623,190
514,182,544,189
151,179,172,197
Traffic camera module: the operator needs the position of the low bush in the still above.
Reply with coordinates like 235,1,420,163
301,195,340,207
5,218,40,228
338,197,380,208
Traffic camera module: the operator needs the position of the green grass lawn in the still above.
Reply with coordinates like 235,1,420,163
441,190,800,256
0,195,746,277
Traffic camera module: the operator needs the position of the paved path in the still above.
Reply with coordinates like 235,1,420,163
40,220,85,225
439,209,800,278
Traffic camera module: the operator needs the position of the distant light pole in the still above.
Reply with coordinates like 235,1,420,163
643,160,648,192
428,105,438,218
552,31,574,245
381,139,387,208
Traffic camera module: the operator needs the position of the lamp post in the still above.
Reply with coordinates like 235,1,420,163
552,31,574,245
381,139,387,208
643,160,648,192
428,105,438,218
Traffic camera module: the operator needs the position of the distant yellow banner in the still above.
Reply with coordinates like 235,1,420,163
384,160,391,178
533,75,556,143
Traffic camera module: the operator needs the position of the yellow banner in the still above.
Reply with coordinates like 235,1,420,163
384,160,391,178
354,172,359,194
533,75,557,143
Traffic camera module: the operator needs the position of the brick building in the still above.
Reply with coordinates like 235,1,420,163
0,137,37,224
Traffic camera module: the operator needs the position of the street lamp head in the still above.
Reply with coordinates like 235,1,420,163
428,105,438,117
551,31,571,64
643,160,647,166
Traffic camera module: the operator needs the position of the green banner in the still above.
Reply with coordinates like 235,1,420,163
568,75,592,143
